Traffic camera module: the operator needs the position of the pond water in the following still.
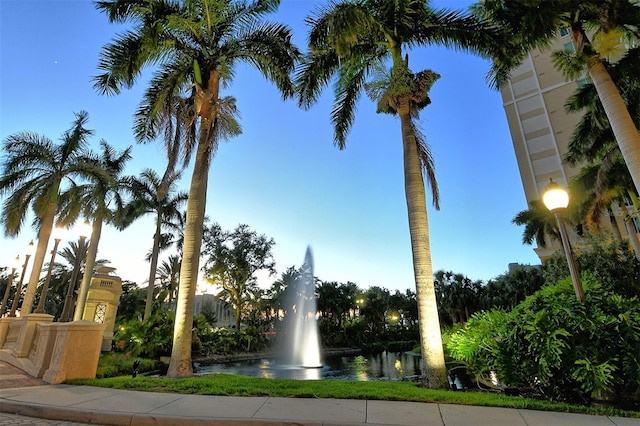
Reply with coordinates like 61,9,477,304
195,351,423,381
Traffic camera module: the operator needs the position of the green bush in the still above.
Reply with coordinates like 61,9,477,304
386,340,418,352
197,326,270,356
448,275,640,408
96,353,160,378
114,310,174,358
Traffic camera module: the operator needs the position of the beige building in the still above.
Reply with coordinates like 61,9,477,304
500,29,638,259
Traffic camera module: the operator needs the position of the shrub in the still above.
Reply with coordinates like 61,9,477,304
448,274,640,408
386,340,418,352
96,353,160,378
197,326,270,356
114,310,174,358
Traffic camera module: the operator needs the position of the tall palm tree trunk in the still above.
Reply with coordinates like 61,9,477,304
167,133,211,379
607,208,623,244
398,102,448,389
23,203,56,315
620,203,640,260
74,218,102,321
143,219,162,322
586,56,640,194
167,70,220,378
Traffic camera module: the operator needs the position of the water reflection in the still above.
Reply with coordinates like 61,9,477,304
196,351,422,381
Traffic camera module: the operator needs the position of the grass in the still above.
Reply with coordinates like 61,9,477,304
68,373,640,419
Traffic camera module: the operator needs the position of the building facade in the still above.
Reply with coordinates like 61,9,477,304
500,30,638,259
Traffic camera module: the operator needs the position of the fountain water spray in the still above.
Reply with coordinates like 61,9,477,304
281,246,322,368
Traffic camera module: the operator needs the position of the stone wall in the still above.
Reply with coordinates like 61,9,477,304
0,315,104,384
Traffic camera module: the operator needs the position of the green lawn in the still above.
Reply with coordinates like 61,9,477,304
68,373,640,418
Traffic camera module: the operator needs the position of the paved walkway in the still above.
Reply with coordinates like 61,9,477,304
1,362,640,426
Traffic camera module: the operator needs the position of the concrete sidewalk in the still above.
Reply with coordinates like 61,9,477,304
2,361,640,426
2,384,640,426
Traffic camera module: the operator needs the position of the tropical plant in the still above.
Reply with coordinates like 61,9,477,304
0,111,103,314
57,141,133,320
570,159,640,258
157,255,182,307
126,169,187,321
449,275,640,407
512,200,563,249
201,223,276,330
543,234,640,299
359,286,390,339
294,0,509,389
95,0,299,378
482,266,545,310
474,0,640,194
562,47,640,256
114,310,175,359
116,281,147,323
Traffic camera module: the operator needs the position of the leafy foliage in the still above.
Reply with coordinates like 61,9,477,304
448,275,640,408
542,236,640,298
114,310,175,358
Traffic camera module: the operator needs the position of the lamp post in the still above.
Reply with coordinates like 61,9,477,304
1,256,21,317
542,180,586,302
9,240,36,317
34,225,65,314
59,221,91,322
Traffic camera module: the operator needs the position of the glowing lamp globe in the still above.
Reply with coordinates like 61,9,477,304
543,182,569,212
52,225,66,241
79,220,92,239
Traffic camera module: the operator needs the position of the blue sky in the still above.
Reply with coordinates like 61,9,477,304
0,0,541,293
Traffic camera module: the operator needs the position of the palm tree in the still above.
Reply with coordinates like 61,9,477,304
57,141,133,321
94,0,299,378
562,48,640,255
572,159,640,258
294,0,505,389
0,111,100,314
126,169,187,322
512,200,563,250
474,0,640,193
158,255,182,307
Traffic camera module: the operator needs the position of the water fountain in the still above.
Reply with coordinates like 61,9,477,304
196,246,424,380
280,246,322,368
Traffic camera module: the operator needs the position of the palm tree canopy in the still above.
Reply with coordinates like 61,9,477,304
124,168,187,265
473,0,640,74
0,111,101,236
94,0,300,146
296,0,508,147
564,45,640,166
512,200,561,248
57,141,133,229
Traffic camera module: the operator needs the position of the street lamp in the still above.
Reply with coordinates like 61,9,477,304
542,180,586,302
9,240,36,317
34,225,65,314
59,221,91,322
1,256,22,317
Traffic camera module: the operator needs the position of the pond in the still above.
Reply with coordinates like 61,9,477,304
195,351,423,381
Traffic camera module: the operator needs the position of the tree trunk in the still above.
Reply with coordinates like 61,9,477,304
143,217,162,322
74,217,103,321
166,139,211,378
607,208,623,244
620,203,640,260
587,56,640,194
398,100,448,389
167,70,219,378
22,202,56,315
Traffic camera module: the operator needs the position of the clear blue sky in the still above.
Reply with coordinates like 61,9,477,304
0,0,541,293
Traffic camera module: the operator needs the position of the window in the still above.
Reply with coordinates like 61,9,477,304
559,27,570,37
563,42,575,53
94,304,107,323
